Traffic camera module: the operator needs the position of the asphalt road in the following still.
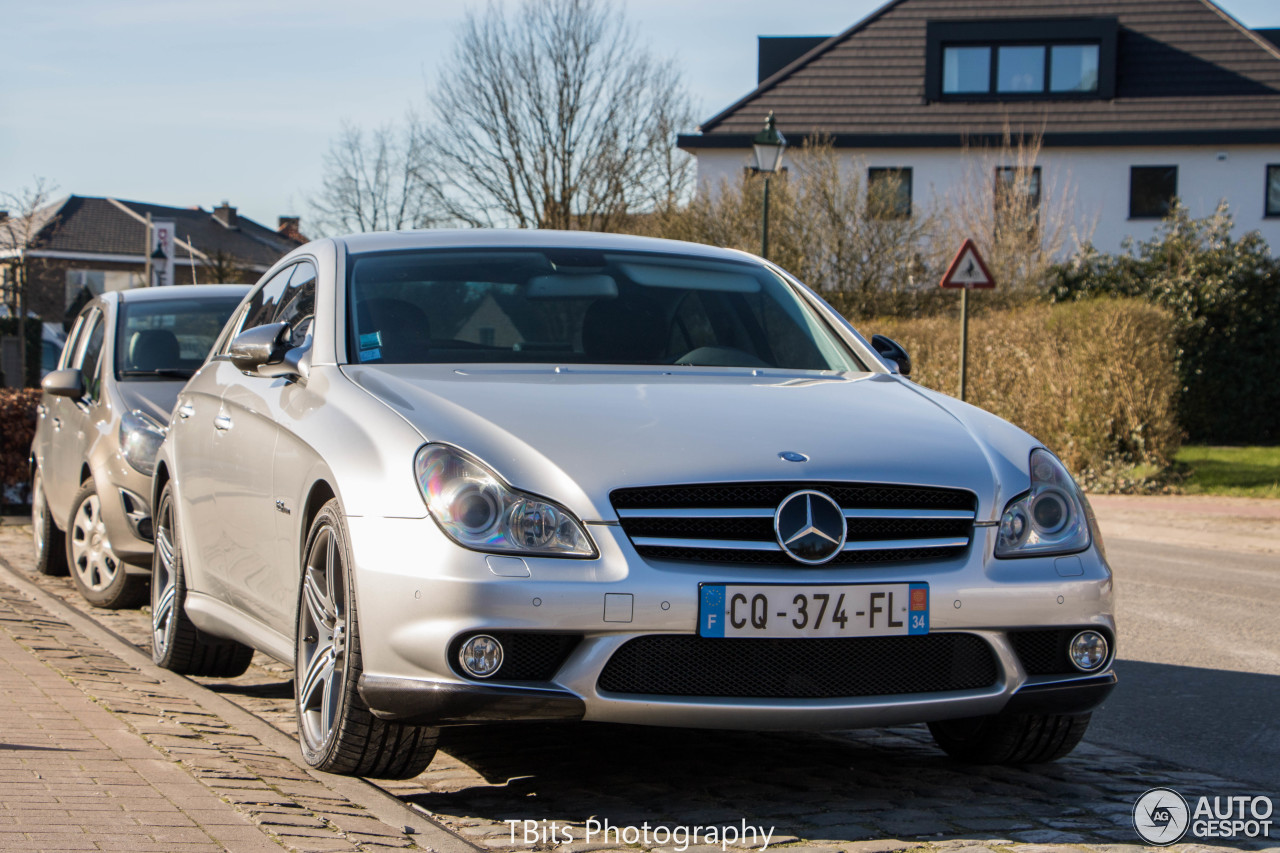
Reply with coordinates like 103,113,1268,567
1090,534,1280,789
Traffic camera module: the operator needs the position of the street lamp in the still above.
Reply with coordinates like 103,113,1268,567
750,111,787,260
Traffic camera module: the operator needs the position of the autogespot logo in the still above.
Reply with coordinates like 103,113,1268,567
774,490,846,564
1133,788,1191,845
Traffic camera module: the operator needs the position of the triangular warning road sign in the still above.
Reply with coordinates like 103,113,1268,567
940,238,995,289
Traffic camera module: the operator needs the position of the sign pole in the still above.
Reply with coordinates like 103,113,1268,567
938,238,994,404
959,286,969,401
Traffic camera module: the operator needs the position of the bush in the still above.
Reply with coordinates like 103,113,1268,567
1050,203,1280,444
864,298,1181,492
0,388,39,510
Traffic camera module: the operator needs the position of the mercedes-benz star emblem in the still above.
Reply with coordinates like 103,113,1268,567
774,490,847,565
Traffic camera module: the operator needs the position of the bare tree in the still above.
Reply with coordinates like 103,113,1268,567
1,178,61,385
427,0,695,231
309,118,439,235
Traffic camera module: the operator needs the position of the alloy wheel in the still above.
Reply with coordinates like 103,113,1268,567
152,495,178,656
70,493,120,591
297,524,348,753
32,473,47,559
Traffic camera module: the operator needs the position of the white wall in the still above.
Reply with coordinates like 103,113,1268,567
693,145,1280,254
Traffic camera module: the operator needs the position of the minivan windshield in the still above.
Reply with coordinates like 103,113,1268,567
115,296,244,380
347,249,863,371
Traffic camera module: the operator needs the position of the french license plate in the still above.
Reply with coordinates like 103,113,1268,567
698,583,928,639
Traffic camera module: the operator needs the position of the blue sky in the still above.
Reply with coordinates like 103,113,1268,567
3,0,1277,230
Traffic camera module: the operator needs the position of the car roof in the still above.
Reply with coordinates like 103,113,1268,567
114,284,251,303
331,229,758,263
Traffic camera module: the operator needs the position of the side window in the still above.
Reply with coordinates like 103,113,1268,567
59,314,88,369
78,311,106,401
240,265,296,333
273,261,317,340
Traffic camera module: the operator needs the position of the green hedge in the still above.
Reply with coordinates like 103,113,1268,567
864,298,1181,492
1051,205,1280,444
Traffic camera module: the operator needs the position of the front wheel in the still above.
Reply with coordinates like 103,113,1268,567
928,711,1092,764
294,499,438,778
67,481,146,608
32,468,68,576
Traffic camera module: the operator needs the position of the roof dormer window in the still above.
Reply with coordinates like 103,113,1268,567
927,18,1117,102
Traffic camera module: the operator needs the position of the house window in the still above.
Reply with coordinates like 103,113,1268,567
995,167,1041,236
867,168,913,218
927,19,1117,101
1050,44,1100,92
1266,165,1280,218
1130,166,1178,219
943,47,990,94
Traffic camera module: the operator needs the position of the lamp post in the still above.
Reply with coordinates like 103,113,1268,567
750,112,786,260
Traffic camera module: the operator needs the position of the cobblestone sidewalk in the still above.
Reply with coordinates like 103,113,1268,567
0,564,445,853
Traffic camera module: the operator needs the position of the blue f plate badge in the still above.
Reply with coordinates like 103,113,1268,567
700,582,929,639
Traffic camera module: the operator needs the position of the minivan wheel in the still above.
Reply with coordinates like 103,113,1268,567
295,498,438,779
928,711,1092,764
32,469,68,576
67,481,145,609
151,482,254,677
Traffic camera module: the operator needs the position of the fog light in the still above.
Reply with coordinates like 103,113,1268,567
459,634,503,678
1069,630,1109,672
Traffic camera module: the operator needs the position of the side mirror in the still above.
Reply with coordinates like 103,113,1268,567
871,334,911,377
41,368,85,398
229,322,291,374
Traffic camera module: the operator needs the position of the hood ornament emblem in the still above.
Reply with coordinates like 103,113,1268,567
778,451,808,462
774,490,846,564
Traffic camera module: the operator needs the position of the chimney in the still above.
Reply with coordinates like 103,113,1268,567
277,215,306,242
213,201,238,229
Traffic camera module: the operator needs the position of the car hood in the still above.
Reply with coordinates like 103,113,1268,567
116,379,187,424
344,365,1037,522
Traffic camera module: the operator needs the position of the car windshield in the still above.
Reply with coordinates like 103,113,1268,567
347,249,863,371
115,296,244,380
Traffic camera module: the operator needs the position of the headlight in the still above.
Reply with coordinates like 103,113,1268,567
414,444,595,557
995,449,1091,558
119,409,167,476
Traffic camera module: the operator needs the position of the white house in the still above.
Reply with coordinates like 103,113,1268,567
678,0,1280,253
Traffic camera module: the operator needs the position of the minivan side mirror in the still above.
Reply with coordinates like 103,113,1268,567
41,368,85,398
870,334,911,377
229,322,291,374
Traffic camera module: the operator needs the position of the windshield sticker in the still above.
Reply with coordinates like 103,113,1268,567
361,347,383,362
359,331,383,349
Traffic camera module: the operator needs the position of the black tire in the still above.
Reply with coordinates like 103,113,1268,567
66,480,147,609
151,482,254,677
294,498,438,779
31,468,68,576
928,711,1092,764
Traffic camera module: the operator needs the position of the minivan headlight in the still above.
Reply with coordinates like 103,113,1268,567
119,409,167,476
995,449,1091,558
414,444,595,557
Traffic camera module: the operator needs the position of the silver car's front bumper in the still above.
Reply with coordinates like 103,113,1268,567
347,516,1116,730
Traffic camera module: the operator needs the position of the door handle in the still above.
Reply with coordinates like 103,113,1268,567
52,417,62,431
213,414,233,431
177,403,194,420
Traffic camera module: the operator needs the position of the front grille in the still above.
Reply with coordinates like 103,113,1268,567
450,632,580,682
611,481,976,566
597,633,998,698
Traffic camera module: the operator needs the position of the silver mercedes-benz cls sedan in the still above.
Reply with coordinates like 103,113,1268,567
151,231,1115,779
30,285,248,608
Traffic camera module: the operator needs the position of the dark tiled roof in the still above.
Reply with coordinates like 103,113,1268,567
680,0,1280,147
29,196,301,267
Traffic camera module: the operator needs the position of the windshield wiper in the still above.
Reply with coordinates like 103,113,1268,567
119,368,197,379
